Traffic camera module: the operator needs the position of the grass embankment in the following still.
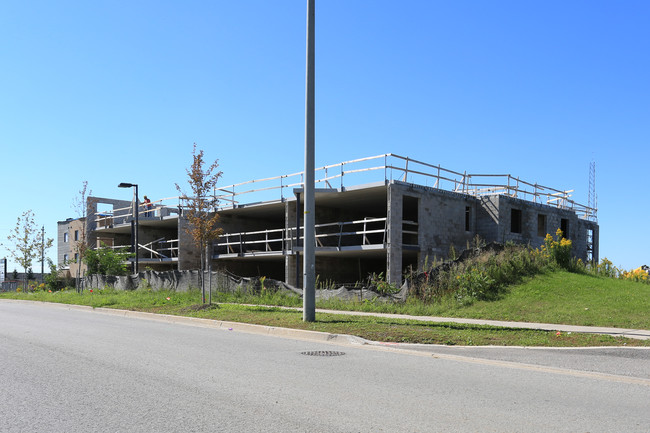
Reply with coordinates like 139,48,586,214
318,270,650,329
2,270,649,347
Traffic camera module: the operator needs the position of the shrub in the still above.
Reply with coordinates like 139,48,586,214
84,245,132,276
541,229,573,270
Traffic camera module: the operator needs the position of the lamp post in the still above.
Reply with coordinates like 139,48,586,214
118,182,139,274
303,0,315,322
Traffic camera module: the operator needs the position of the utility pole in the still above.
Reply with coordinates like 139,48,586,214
41,226,45,283
303,0,315,322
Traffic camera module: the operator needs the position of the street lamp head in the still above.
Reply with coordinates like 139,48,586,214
118,182,136,188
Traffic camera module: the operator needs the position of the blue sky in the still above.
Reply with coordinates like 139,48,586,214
1,0,648,273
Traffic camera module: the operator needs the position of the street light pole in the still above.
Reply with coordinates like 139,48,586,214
118,182,139,274
41,226,45,283
303,0,315,322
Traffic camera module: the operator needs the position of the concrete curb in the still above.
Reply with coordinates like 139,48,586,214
2,300,369,347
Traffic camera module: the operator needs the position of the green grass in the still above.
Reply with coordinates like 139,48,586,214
2,273,650,347
314,271,650,329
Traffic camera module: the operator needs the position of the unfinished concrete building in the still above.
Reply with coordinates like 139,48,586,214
61,154,599,286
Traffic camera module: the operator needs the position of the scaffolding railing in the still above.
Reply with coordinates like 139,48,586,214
93,196,182,229
89,154,597,224
98,239,179,261
213,217,389,257
212,154,597,220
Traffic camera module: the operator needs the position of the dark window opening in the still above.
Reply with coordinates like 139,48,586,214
465,206,471,231
537,214,547,237
511,209,522,234
561,218,569,238
402,196,419,246
74,230,79,241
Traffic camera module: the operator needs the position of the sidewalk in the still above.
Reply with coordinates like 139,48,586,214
308,307,650,340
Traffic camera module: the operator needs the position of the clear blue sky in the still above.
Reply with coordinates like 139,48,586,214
1,0,648,274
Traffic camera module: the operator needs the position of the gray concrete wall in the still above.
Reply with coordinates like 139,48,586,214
386,184,402,284
416,187,477,262
473,195,599,263
177,215,201,270
386,182,479,284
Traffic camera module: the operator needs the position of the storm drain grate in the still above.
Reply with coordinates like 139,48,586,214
301,350,345,357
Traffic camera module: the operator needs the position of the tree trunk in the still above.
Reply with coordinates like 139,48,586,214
199,245,205,303
207,243,212,305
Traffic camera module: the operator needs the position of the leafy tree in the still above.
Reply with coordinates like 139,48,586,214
83,244,132,276
175,143,223,303
6,210,53,282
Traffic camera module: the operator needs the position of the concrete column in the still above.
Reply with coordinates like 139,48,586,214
386,184,403,285
178,215,201,270
592,225,600,264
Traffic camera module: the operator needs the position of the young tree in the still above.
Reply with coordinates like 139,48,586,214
175,143,223,303
6,210,53,284
72,181,92,291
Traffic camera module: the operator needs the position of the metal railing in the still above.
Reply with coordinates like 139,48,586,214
212,154,597,220
99,239,179,261
89,153,597,224
93,197,182,229
213,217,389,256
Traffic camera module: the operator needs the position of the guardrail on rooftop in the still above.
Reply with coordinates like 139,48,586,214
90,154,597,224
213,154,597,220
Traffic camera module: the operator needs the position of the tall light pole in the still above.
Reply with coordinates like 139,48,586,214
40,226,45,283
303,0,315,322
118,182,139,274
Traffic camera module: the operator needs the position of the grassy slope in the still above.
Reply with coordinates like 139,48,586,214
420,271,650,329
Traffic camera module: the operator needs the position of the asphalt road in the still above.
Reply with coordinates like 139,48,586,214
1,301,648,432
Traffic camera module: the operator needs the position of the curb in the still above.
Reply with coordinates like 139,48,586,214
3,300,369,347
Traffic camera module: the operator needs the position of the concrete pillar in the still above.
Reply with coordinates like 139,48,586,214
178,215,201,270
592,224,599,264
386,184,403,285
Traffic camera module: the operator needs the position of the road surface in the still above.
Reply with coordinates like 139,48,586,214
1,301,648,432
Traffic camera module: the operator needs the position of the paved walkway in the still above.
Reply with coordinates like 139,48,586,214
306,308,650,340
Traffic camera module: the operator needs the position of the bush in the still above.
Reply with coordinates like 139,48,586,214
84,245,132,276
541,229,573,270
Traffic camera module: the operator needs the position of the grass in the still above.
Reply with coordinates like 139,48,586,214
315,271,650,329
2,273,650,347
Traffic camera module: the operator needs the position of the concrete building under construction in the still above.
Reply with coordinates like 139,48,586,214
59,154,599,286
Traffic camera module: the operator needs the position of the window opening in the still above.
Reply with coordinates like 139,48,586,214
537,214,547,237
402,196,419,246
561,218,569,238
510,209,522,234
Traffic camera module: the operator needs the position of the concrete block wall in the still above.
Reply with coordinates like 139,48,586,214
476,196,500,243
386,184,402,284
476,195,599,263
177,215,201,270
417,188,478,262
386,182,479,284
